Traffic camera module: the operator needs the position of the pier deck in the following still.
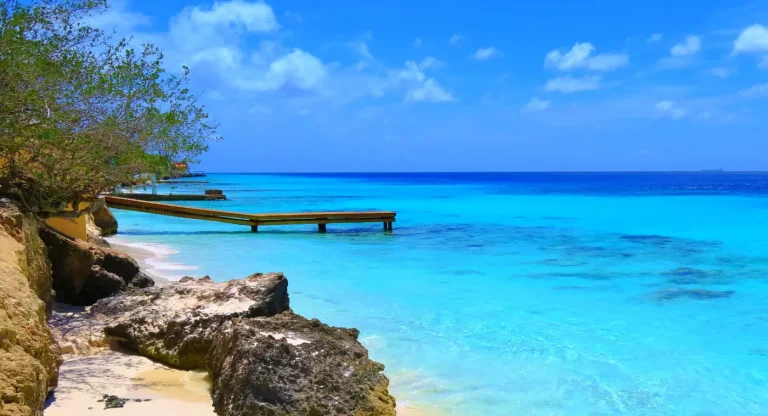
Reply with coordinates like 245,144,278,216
104,196,396,232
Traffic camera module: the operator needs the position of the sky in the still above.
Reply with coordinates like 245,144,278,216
93,0,768,172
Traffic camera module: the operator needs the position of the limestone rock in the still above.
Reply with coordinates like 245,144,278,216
91,273,289,369
128,271,155,289
84,211,110,247
78,266,126,305
90,199,117,236
39,227,150,305
208,312,396,416
0,200,61,416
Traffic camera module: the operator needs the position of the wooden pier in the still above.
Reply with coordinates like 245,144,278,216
104,196,396,232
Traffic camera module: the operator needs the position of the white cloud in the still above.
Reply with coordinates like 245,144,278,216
183,0,278,32
405,79,456,102
86,0,150,31
366,59,456,104
117,1,457,106
165,0,279,58
248,104,273,114
473,47,500,60
670,36,701,56
657,56,694,70
709,67,735,78
545,42,629,71
396,60,425,82
655,100,688,119
521,97,551,113
283,10,303,23
733,24,768,54
419,56,444,69
351,40,374,60
647,33,664,43
544,75,601,93
205,90,225,100
739,83,768,97
189,46,242,70
233,49,327,91
449,34,463,46
413,37,423,48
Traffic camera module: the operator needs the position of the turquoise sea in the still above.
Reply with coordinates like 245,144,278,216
108,172,768,416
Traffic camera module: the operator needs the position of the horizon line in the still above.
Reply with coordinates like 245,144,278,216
193,170,768,174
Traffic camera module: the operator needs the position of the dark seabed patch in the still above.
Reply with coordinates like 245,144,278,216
537,258,587,267
652,288,735,301
749,348,768,357
451,269,486,276
661,267,730,285
555,285,619,292
621,235,675,245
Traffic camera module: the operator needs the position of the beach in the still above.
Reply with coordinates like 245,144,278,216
46,240,432,416
44,242,218,415
45,350,215,415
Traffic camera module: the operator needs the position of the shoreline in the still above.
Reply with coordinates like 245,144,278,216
105,235,439,415
106,237,200,284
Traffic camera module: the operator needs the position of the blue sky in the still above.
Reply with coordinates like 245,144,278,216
96,0,768,172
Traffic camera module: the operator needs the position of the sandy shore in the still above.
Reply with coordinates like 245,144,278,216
45,350,215,415
108,241,172,285
44,240,216,415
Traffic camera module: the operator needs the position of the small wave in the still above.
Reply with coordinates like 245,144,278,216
105,237,198,281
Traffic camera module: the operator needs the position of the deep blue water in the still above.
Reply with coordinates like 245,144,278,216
108,172,768,415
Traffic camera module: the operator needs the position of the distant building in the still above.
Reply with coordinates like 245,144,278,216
174,161,189,171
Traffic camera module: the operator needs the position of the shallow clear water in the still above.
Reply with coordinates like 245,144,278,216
110,173,768,415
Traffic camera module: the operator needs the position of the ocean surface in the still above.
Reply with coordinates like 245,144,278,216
108,172,768,415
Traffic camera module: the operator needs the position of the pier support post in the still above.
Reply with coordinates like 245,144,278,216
318,223,327,233
384,222,393,231
251,225,259,232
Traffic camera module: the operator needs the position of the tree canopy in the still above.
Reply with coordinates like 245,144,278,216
0,0,220,215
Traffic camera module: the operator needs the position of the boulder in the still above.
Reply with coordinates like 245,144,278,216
90,199,117,236
208,312,396,416
0,201,61,416
78,266,126,305
84,211,110,247
91,273,289,369
39,227,150,305
128,271,155,289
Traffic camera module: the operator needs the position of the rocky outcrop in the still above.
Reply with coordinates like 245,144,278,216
91,273,289,369
208,313,396,416
39,227,153,305
90,273,396,415
84,211,110,247
90,199,117,236
0,200,62,416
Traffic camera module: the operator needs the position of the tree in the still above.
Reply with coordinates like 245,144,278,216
0,0,220,216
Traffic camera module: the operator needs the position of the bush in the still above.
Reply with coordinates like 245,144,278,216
0,0,220,215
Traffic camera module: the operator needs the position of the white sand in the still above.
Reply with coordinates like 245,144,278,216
45,241,216,415
45,350,215,415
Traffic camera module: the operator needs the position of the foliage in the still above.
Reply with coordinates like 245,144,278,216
0,0,220,215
